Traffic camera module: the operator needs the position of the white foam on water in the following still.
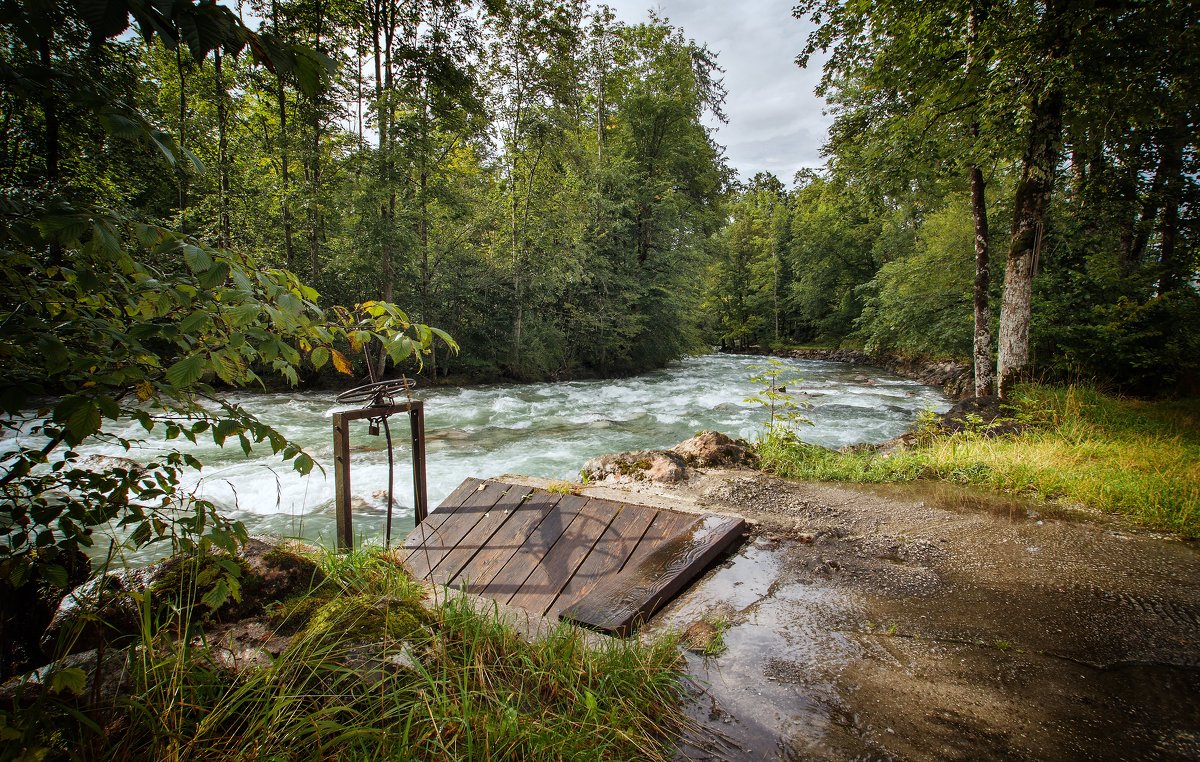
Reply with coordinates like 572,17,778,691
3,354,949,557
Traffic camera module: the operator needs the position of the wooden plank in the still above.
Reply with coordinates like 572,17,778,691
422,484,527,585
561,513,746,635
546,500,658,620
448,489,562,591
402,477,485,561
613,506,702,574
506,497,621,616
478,494,590,601
406,481,508,581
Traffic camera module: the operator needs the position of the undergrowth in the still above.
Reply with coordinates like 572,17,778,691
758,385,1200,538
3,549,688,761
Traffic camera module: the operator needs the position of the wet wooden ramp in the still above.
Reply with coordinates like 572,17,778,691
401,478,746,635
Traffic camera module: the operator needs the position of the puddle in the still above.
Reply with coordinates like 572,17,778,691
857,480,1069,523
646,538,864,760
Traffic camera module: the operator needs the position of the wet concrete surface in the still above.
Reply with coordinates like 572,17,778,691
603,471,1200,761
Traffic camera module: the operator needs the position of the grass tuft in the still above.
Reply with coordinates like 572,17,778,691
4,547,689,761
758,385,1200,538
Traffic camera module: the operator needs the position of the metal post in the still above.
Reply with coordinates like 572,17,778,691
331,400,428,551
332,412,353,551
410,401,428,524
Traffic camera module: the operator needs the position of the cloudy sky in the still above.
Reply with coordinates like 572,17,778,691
603,0,832,185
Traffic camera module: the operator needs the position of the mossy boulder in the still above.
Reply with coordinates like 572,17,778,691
672,431,759,469
582,450,689,484
39,568,151,658
42,538,326,658
299,595,432,646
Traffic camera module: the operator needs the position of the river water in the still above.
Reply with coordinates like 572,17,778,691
12,353,948,558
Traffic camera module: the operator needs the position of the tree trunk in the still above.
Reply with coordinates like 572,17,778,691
175,45,189,232
970,159,993,397
1153,114,1187,290
214,49,231,249
38,36,58,184
996,88,1063,398
271,0,295,269
966,3,992,397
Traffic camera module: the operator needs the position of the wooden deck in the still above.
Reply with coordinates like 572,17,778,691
401,478,746,635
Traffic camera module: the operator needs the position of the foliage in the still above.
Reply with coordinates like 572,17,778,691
702,0,1199,393
744,359,811,446
757,385,1200,538
0,0,456,681
1,548,689,761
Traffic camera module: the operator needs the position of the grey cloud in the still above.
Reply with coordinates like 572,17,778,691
604,0,832,183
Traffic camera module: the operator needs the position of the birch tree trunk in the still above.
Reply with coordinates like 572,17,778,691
996,88,1063,397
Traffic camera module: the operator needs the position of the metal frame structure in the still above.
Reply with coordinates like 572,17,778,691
332,400,428,551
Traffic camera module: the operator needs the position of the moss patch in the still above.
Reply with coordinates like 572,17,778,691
300,594,432,645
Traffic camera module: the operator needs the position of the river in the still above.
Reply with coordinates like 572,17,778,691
13,353,949,558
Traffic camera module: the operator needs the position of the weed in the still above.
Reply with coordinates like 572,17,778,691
683,615,731,657
745,359,812,446
545,480,578,495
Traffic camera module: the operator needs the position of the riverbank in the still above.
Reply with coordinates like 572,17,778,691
761,385,1200,538
1,542,688,761
723,345,974,399
537,464,1200,760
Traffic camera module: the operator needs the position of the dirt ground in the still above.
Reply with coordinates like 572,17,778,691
565,470,1200,761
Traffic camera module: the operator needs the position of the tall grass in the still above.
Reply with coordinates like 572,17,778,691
6,549,688,761
759,385,1200,537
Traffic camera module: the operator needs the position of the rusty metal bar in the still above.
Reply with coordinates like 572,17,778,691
333,412,353,551
409,401,428,524
331,400,429,552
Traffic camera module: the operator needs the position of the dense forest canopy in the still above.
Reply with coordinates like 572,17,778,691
707,0,1198,395
1,0,730,384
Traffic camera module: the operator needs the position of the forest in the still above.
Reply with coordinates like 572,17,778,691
3,1,1195,393
2,0,729,385
710,0,1198,397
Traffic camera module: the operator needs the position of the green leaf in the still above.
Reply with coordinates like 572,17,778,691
129,521,152,547
199,260,230,289
91,220,124,258
293,453,314,474
166,354,206,388
54,396,102,444
227,303,261,327
310,346,330,369
41,563,69,588
201,578,231,611
37,335,70,374
429,326,460,353
178,310,210,336
182,245,213,273
277,292,303,315
101,112,144,139
49,667,89,697
96,395,121,420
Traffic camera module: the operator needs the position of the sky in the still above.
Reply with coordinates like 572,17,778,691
603,0,832,186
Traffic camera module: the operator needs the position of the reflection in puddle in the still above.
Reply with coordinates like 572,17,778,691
859,481,1066,522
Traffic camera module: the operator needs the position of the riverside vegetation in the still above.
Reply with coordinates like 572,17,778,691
753,382,1200,539
2,547,688,761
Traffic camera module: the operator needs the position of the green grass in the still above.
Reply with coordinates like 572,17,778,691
758,385,1200,538
4,549,688,762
